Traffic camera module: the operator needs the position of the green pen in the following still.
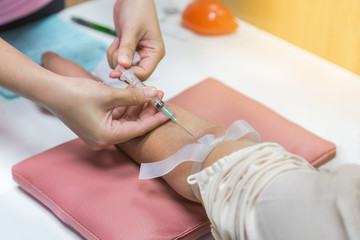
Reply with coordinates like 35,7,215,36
71,16,117,36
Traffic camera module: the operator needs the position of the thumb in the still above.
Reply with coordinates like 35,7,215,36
108,86,158,108
106,38,120,69
118,31,138,68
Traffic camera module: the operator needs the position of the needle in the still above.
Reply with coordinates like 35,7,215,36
175,119,196,139
115,64,197,139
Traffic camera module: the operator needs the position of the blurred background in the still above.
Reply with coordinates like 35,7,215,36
65,0,88,7
64,0,360,76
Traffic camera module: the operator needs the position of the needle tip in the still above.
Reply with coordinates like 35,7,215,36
175,119,197,139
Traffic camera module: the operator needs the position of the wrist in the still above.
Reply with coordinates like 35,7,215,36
30,72,68,111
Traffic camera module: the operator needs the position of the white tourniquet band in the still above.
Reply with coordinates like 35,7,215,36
139,120,261,185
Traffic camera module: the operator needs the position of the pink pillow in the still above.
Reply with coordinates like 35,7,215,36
169,78,336,166
12,78,336,239
12,139,210,240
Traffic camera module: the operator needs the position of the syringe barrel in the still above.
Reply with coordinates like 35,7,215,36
121,71,145,88
117,66,165,111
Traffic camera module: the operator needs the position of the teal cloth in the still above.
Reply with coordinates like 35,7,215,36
0,15,108,99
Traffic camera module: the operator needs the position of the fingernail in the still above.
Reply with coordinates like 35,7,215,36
111,38,119,47
119,54,130,65
144,87,157,97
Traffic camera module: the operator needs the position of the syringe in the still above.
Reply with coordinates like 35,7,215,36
115,65,196,139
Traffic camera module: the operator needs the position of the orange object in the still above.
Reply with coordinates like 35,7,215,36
182,0,238,35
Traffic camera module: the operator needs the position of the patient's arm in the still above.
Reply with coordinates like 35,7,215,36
41,52,102,81
42,52,257,202
116,104,224,201
116,104,256,202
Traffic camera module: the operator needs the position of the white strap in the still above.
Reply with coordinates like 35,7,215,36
139,120,260,180
139,135,217,179
223,120,260,142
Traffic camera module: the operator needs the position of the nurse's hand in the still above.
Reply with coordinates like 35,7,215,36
46,76,168,150
108,0,165,80
0,38,167,151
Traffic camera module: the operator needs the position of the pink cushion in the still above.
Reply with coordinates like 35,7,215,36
12,140,210,240
12,78,336,239
169,78,336,166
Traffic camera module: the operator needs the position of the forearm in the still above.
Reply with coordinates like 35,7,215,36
116,103,256,201
41,51,101,81
116,103,220,199
0,38,63,107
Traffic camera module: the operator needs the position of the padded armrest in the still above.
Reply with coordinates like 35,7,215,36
169,78,336,166
12,78,336,239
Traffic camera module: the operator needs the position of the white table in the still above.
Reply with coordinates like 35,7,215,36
1,0,360,239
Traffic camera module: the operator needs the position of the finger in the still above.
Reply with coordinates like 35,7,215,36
110,111,169,143
131,51,164,80
140,90,164,114
138,91,166,120
109,69,121,79
127,90,164,119
157,90,165,100
107,86,158,108
109,51,142,79
106,38,120,69
110,85,134,119
117,28,139,68
125,104,144,120
123,85,146,119
112,106,128,120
